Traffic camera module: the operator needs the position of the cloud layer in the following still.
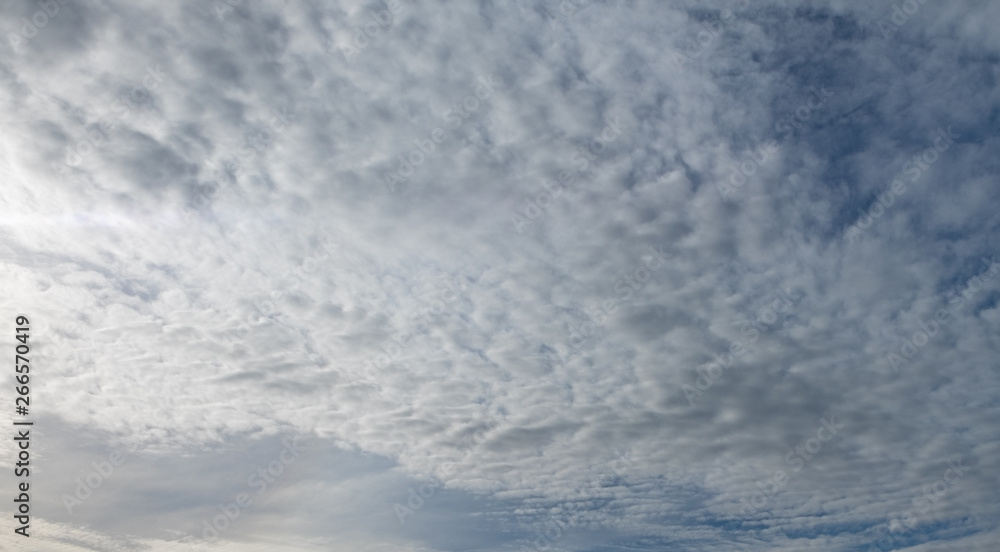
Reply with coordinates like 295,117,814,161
0,0,998,550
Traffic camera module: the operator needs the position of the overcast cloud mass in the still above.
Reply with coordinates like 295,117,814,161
0,0,999,550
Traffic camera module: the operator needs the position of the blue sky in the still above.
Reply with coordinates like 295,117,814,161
0,0,998,550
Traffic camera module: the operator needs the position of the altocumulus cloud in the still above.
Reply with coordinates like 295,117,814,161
0,0,999,551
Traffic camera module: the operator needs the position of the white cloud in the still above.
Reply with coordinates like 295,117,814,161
0,0,998,550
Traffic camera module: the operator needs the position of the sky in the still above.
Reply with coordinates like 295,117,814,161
0,0,998,550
